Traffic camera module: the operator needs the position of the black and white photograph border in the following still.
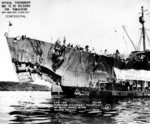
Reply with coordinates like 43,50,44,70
0,0,150,124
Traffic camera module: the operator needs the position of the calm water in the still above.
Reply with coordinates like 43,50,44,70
1,92,150,124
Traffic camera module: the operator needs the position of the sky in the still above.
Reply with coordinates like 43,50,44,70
0,0,150,81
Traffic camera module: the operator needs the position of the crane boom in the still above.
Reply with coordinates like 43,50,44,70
145,31,150,47
122,25,138,51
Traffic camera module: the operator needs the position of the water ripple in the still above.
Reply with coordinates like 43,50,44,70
1,92,150,124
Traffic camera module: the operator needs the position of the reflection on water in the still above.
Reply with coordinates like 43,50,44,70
1,92,150,124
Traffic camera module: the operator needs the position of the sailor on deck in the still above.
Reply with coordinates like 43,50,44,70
137,81,141,91
144,81,148,91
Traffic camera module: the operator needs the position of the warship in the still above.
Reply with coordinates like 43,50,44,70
5,6,150,98
5,32,124,96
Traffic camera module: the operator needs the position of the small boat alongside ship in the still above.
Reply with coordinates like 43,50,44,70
5,6,150,98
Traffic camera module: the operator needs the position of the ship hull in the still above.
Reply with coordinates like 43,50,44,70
5,35,124,96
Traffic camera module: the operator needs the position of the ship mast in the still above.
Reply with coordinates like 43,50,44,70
139,6,146,51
